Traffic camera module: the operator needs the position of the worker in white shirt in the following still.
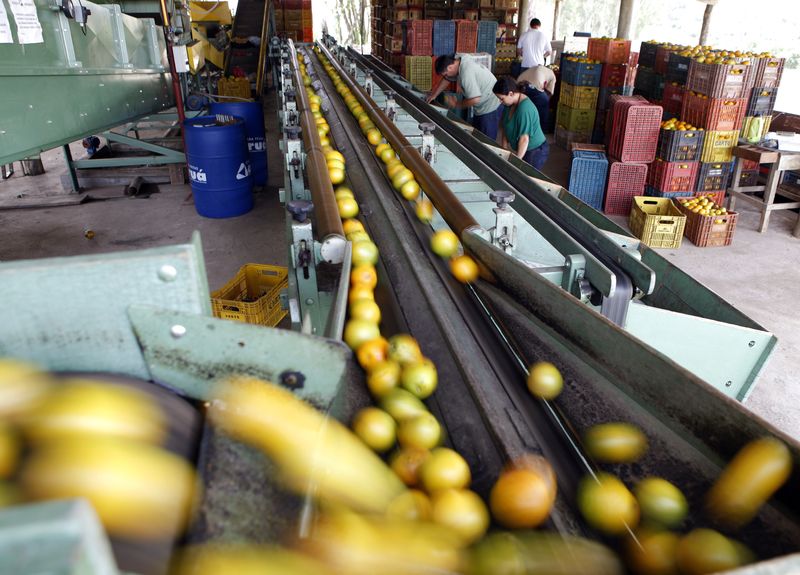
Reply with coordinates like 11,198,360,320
516,65,557,131
516,18,552,74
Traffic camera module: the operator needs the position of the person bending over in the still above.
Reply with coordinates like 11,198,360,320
427,54,502,140
516,65,556,131
492,76,549,171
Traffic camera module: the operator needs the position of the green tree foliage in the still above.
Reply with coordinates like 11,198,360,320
334,0,369,48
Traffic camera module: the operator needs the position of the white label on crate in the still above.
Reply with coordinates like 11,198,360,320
8,0,42,44
188,165,207,184
0,1,12,43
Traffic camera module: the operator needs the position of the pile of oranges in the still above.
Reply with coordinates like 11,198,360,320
661,118,701,131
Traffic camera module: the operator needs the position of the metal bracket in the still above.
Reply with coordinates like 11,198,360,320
488,190,517,253
418,122,437,164
384,90,397,123
287,205,322,334
562,254,591,303
364,72,373,97
284,126,305,200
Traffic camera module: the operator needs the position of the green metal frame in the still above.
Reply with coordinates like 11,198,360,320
70,131,186,169
0,0,173,165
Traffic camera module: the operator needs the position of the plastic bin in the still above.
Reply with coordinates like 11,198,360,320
608,98,662,163
746,87,778,116
432,20,455,56
700,130,738,163
677,203,739,247
405,20,433,55
604,159,648,215
686,62,752,99
657,128,705,162
477,20,498,54
211,264,288,326
629,196,686,248
681,92,746,131
647,160,699,193
752,57,784,88
665,53,691,84
639,41,660,68
559,83,599,110
404,55,433,91
568,150,608,210
455,20,478,53
557,105,596,132
696,161,733,192
588,38,631,64
561,59,603,87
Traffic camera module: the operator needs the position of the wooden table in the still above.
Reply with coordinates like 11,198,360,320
727,145,800,237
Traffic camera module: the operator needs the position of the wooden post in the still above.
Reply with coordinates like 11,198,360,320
699,3,715,44
552,0,562,41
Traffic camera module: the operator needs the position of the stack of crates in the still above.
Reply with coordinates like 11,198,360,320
276,0,312,42
604,95,662,215
371,4,383,56
567,150,608,210
493,40,516,76
424,0,450,19
556,55,602,148
634,41,673,105
590,38,636,145
649,126,710,201
685,59,754,202
741,56,784,142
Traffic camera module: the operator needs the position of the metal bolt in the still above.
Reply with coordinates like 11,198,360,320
170,325,187,338
158,264,178,282
748,341,756,347
305,298,314,305
725,380,732,387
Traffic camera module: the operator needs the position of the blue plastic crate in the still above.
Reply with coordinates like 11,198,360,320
561,59,602,87
568,150,608,210
433,20,455,56
477,21,498,54
644,185,694,199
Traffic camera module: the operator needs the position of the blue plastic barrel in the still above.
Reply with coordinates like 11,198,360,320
183,115,254,218
210,101,268,186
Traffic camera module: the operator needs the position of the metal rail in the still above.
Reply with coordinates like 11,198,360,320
286,41,345,245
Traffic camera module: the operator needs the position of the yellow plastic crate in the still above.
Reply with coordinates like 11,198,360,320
217,77,252,100
629,196,686,249
559,83,599,110
700,130,738,163
211,264,288,326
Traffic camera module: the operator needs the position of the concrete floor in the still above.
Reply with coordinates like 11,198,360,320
0,112,798,442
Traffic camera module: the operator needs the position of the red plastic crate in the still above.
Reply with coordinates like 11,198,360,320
677,202,739,247
405,20,433,56
662,83,685,117
600,64,627,87
588,38,632,64
695,190,725,206
686,62,752,98
752,57,784,88
608,97,663,163
455,20,478,53
647,160,699,192
681,92,746,131
604,159,648,215
654,45,677,74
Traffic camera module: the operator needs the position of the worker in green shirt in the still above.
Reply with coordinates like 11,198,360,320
491,77,549,170
428,54,502,140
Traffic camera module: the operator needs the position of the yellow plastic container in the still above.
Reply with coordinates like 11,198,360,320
629,197,686,249
211,264,288,327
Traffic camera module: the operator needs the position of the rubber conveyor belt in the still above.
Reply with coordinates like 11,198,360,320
304,44,800,566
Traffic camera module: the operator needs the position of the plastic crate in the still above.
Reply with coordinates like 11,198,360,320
661,82,685,117
385,34,404,53
629,196,686,248
665,53,691,84
740,115,773,143
696,161,733,192
455,20,478,53
738,169,759,187
211,264,288,326
604,159,648,215
218,77,251,100
600,64,627,87
568,150,608,210
783,170,800,190
686,61,752,98
752,57,784,88
560,83,599,110
557,105,596,133
588,38,631,64
608,98,662,163
746,86,778,116
477,20,498,54
657,128,705,162
495,41,516,59
648,160,699,192
677,203,739,247
681,92,746,131
644,186,694,200
597,85,633,110
405,20,433,55
634,67,665,101
432,20,455,55
555,125,591,149
404,55,433,91
700,130,738,162
639,41,660,68
561,59,602,87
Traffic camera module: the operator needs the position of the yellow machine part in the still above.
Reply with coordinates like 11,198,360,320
188,0,232,24
187,24,228,73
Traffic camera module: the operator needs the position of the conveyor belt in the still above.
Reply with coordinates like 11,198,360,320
297,41,800,565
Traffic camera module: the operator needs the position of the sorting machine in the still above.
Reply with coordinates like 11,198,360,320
0,32,799,573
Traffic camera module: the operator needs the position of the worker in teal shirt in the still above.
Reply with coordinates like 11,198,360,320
492,77,549,170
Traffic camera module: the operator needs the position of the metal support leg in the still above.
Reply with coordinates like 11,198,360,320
62,145,81,192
